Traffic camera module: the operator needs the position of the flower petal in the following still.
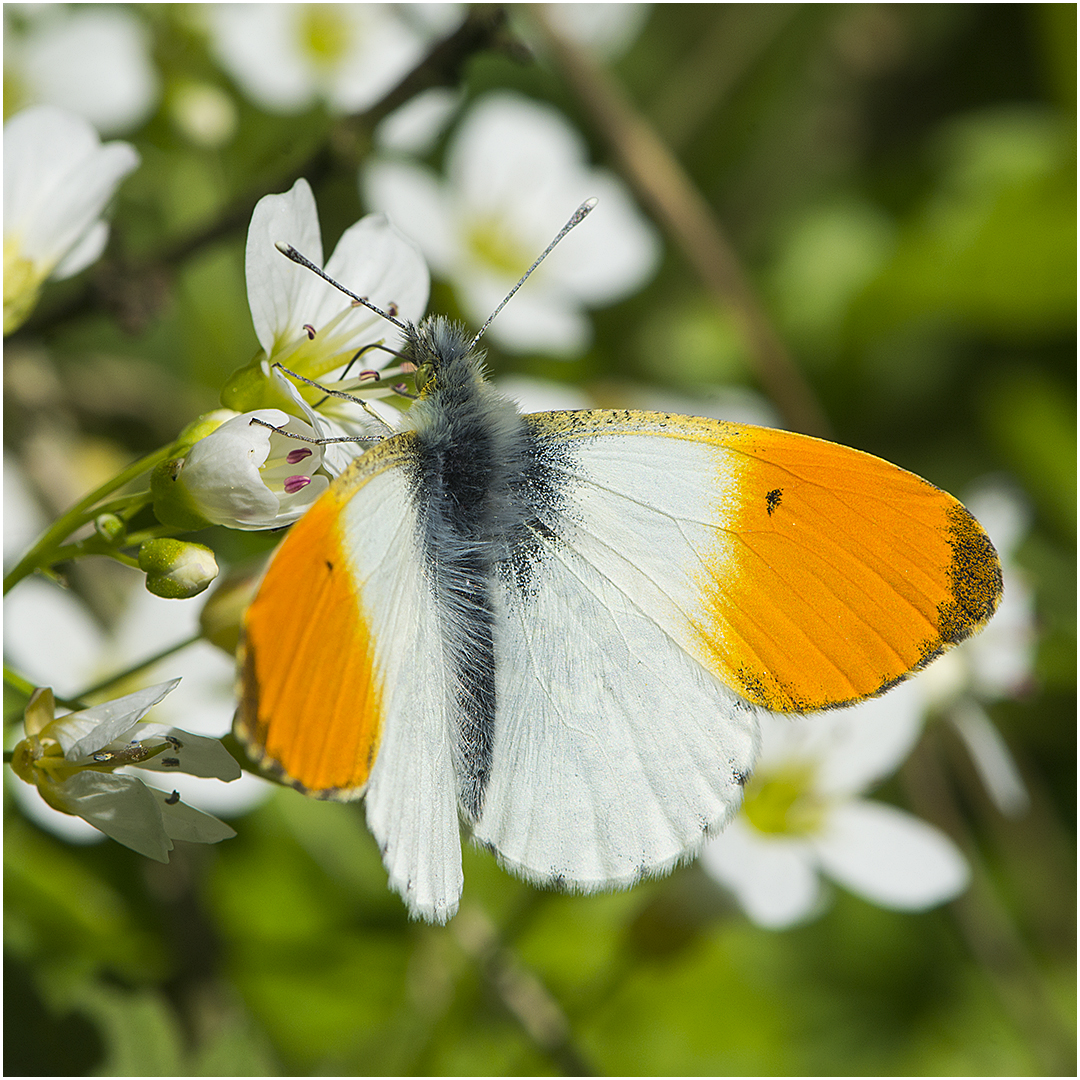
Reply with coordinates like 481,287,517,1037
950,701,1030,818
814,800,970,910
246,178,323,354
208,5,316,114
51,771,171,862
151,789,237,844
700,818,821,929
814,683,925,796
16,8,159,134
362,160,458,275
457,273,591,354
4,105,140,273
137,727,243,781
326,6,426,115
51,219,109,280
54,680,180,759
320,213,430,347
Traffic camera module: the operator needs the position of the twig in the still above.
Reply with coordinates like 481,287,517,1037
452,903,598,1076
530,6,831,438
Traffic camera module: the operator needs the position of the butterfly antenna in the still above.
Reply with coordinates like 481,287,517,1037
468,197,597,351
274,242,409,333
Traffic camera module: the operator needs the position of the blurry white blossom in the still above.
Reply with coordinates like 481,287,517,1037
169,81,239,148
10,682,239,862
4,105,140,334
701,684,970,929
374,86,461,155
207,4,463,116
4,6,159,133
540,3,652,59
363,91,662,355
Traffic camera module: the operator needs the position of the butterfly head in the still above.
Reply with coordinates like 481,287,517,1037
407,315,485,402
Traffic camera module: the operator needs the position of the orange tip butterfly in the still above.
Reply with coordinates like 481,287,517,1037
236,201,1002,923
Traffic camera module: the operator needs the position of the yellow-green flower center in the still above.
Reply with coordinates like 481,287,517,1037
742,764,826,836
466,216,533,280
4,235,44,335
299,4,352,71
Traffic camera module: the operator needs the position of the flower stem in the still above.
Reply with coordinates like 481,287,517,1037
3,445,177,594
71,633,202,702
3,664,84,711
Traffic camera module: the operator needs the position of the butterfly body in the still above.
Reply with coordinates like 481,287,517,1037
237,315,1002,923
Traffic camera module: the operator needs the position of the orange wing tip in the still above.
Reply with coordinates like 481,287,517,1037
723,502,1003,715
236,491,385,799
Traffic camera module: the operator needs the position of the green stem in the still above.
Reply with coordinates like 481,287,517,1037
3,665,84,711
3,445,176,594
71,633,203,702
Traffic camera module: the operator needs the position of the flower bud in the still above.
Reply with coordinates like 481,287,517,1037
94,513,126,543
139,539,218,599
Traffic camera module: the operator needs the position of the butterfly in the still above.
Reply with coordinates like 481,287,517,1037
235,202,1002,923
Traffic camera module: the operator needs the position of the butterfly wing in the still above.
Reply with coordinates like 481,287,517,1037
237,437,463,923
472,410,1001,888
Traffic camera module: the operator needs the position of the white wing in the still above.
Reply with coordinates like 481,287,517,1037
474,420,761,889
334,454,463,923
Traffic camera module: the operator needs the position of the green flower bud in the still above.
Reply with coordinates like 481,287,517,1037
139,539,218,599
94,513,126,543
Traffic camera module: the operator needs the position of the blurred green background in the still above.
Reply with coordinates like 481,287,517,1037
4,4,1075,1075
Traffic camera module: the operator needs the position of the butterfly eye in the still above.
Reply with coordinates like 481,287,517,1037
414,364,435,394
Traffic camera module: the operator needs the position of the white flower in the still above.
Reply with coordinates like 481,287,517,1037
207,4,463,116
169,81,238,149
539,3,652,59
10,682,240,862
3,105,140,334
222,177,430,475
4,6,159,134
363,91,662,355
174,393,331,532
701,683,970,929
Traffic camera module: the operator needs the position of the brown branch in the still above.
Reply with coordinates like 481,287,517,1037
529,6,831,438
452,904,598,1076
